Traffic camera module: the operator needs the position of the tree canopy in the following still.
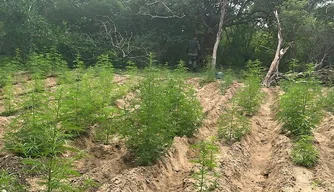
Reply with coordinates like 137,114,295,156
0,0,333,69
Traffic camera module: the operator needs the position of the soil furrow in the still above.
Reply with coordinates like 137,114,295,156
77,80,241,192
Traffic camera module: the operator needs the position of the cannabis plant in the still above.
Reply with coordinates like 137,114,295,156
4,85,67,157
165,75,203,137
95,106,120,144
218,104,250,143
121,65,175,165
120,54,203,165
0,169,25,191
1,75,16,116
235,60,263,116
220,68,236,94
191,137,220,192
278,80,323,137
0,49,21,87
45,47,68,76
26,52,53,76
291,136,319,168
324,88,334,113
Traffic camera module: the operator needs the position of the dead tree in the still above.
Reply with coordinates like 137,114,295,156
212,0,229,70
262,10,291,87
97,16,133,58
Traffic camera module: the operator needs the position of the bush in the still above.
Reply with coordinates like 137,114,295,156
218,104,250,143
278,80,323,137
235,60,263,116
291,136,319,168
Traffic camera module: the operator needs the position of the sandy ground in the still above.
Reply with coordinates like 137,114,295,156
0,76,334,192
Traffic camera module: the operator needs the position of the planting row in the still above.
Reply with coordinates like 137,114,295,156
0,54,203,191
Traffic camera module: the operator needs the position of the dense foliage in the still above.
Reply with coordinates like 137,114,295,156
120,58,203,165
1,0,333,70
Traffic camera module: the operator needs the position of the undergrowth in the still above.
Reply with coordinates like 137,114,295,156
0,169,25,191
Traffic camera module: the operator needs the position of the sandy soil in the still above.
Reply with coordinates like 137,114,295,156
1,76,334,192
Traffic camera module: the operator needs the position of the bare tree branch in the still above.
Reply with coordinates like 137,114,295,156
140,0,185,19
96,15,133,58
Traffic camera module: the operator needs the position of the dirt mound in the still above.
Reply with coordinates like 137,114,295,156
314,115,334,191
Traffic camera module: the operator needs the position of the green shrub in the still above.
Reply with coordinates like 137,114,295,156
165,76,203,137
291,136,319,168
235,60,263,116
4,85,67,157
0,169,25,191
121,65,175,165
191,137,219,192
26,49,68,77
278,80,323,137
95,106,121,144
220,68,236,94
218,104,250,143
120,54,203,165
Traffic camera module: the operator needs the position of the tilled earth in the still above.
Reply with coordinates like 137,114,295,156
0,77,334,192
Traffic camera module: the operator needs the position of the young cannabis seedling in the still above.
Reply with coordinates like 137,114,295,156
220,68,236,95
95,106,119,144
191,137,220,192
218,104,250,143
291,135,319,168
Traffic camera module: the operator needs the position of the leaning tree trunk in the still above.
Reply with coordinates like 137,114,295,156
211,0,229,71
262,10,290,87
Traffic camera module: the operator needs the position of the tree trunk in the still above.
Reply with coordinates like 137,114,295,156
211,0,229,71
262,10,290,87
